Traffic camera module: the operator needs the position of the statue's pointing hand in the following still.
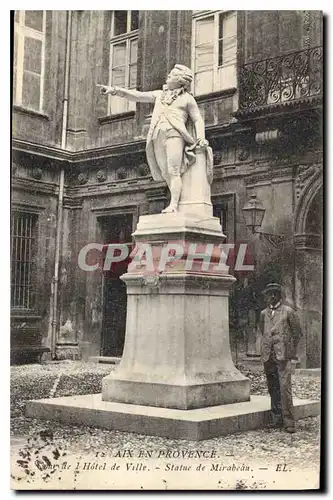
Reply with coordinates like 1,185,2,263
97,84,117,96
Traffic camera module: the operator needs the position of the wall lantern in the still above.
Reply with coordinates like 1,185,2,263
242,194,265,233
242,194,284,248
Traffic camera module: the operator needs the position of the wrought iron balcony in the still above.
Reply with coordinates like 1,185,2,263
237,46,323,116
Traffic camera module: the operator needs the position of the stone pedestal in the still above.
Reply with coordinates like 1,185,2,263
55,342,80,361
26,395,320,441
102,211,250,409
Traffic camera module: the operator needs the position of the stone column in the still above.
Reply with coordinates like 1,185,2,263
246,310,261,357
55,203,80,361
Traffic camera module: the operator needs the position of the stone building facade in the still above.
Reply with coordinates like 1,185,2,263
12,10,323,367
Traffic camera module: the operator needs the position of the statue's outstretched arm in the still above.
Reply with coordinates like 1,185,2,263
98,85,159,103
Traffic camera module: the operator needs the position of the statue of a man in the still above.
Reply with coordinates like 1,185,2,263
99,64,212,213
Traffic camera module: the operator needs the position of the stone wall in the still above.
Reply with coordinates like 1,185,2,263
11,152,60,353
243,11,322,64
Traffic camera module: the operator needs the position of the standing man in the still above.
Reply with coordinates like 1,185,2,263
259,283,303,433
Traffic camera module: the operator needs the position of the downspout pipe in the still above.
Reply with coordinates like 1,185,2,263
50,10,72,358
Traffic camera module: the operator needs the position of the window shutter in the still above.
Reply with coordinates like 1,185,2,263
24,10,43,32
22,37,42,110
194,15,214,95
109,11,138,115
14,11,45,111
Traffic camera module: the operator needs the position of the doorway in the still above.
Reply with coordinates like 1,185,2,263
294,176,323,368
301,186,323,367
99,213,133,357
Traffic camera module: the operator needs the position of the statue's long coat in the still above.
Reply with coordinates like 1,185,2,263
145,90,213,184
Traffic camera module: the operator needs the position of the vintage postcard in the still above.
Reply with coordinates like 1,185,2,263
11,9,323,491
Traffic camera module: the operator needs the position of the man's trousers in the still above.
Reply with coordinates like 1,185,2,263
264,356,295,429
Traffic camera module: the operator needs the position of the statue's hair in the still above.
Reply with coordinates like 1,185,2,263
172,64,194,90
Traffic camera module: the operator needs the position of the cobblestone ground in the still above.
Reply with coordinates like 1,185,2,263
10,361,321,489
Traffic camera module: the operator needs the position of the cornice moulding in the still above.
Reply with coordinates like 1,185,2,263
13,121,254,167
12,177,59,195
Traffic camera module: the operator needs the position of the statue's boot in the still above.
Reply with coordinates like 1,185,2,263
162,175,181,213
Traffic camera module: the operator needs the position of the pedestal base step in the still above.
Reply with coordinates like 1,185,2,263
295,368,321,377
102,375,250,409
26,394,320,441
89,356,121,365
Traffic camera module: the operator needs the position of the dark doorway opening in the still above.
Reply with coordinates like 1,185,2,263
99,213,133,357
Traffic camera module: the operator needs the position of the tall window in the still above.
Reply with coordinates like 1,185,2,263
11,212,38,310
109,11,139,115
192,11,237,96
14,10,46,112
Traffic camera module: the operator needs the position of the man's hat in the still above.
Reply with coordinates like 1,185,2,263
263,283,282,295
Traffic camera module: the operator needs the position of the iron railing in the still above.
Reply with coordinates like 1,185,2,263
11,212,37,309
238,46,323,112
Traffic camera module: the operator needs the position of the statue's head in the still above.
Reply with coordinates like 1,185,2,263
166,64,193,91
